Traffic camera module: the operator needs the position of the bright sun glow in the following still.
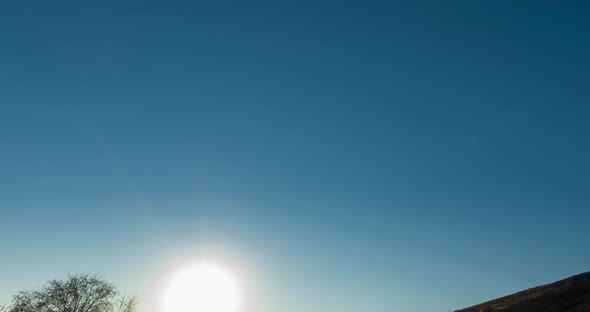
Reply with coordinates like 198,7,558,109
163,263,241,312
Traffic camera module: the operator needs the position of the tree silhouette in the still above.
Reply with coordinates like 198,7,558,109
8,275,136,312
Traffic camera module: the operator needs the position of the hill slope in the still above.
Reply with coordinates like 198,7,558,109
456,272,590,312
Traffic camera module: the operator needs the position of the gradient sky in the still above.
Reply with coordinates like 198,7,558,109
1,1,589,312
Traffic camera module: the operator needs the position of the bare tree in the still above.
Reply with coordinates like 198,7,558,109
8,275,136,312
109,296,136,312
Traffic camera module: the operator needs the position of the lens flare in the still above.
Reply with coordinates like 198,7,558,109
163,263,240,312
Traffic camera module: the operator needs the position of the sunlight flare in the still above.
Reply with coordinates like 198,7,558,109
163,263,241,312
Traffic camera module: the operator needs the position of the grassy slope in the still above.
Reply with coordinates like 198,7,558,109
456,272,590,312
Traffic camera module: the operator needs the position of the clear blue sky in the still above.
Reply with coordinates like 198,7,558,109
1,1,589,312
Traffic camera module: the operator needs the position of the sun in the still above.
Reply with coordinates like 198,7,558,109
163,262,241,312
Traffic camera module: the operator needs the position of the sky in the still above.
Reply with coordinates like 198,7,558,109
1,1,589,312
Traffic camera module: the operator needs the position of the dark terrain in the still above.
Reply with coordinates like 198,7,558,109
457,272,590,312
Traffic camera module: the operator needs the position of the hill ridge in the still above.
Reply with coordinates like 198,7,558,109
456,271,590,312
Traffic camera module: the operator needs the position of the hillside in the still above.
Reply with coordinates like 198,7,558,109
456,272,590,312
